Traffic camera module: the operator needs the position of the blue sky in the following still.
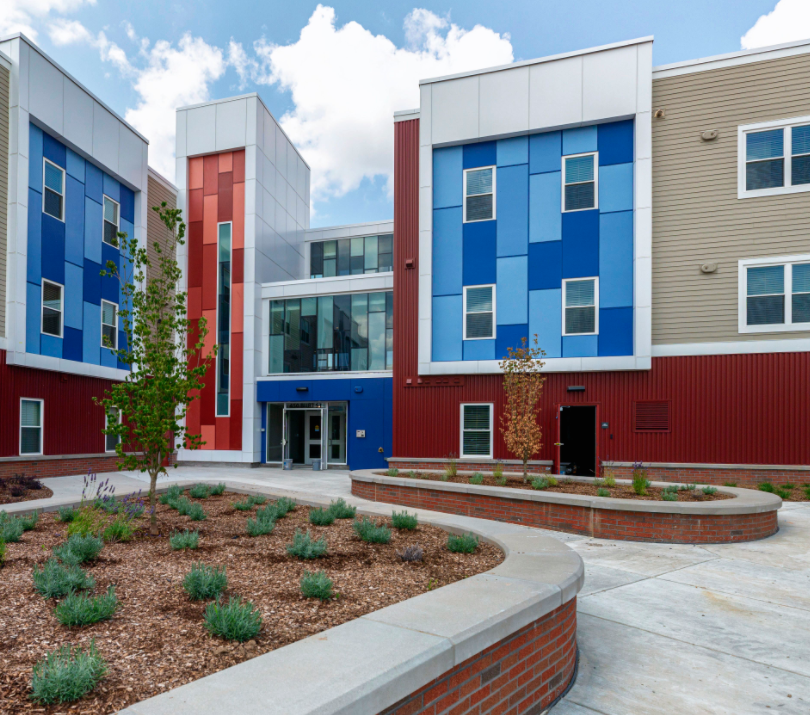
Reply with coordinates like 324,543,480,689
2,0,804,227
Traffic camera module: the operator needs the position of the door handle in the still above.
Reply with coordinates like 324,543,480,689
554,442,563,446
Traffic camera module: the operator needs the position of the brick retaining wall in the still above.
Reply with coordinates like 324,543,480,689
382,599,577,715
388,460,552,476
607,464,808,489
0,453,177,480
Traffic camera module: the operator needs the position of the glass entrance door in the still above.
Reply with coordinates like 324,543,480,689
304,411,322,465
327,404,347,464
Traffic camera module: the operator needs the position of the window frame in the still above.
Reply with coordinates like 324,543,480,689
100,299,118,349
105,407,122,453
562,277,599,336
561,151,599,213
459,403,494,460
738,116,810,199
102,195,121,247
41,279,64,338
216,221,233,417
19,398,44,456
463,284,497,341
463,166,497,223
738,254,810,333
42,158,65,222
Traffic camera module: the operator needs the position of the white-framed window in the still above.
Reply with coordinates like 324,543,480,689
463,166,496,222
103,196,120,247
41,279,63,338
738,116,810,198
463,285,496,340
20,398,44,456
105,407,122,453
216,221,233,417
460,403,493,459
101,300,118,349
738,255,810,333
562,152,598,212
563,277,599,335
42,158,65,221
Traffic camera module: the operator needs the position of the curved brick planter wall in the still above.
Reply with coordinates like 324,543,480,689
351,471,781,545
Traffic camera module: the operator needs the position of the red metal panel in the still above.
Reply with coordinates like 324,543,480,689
188,188,204,223
201,243,217,311
203,156,219,195
215,417,231,449
230,400,243,450
217,172,233,222
187,221,203,288
233,150,245,184
231,332,243,401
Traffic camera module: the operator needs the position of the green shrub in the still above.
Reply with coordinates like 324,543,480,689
495,475,508,486
603,474,617,488
597,488,611,497
248,494,267,506
0,538,5,568
57,506,78,523
679,483,697,492
54,586,119,627
776,488,791,500
445,453,458,479
493,462,504,479
246,515,275,537
65,507,107,538
661,492,678,502
300,570,333,600
175,497,193,515
631,463,650,496
352,517,392,544
804,486,810,500
54,534,104,566
170,530,199,550
391,510,418,530
530,477,549,490
663,484,678,494
186,503,207,522
386,467,399,477
469,472,484,485
102,518,135,543
783,483,795,490
309,507,335,526
594,478,605,487
447,532,479,553
254,504,280,524
758,482,775,493
159,485,183,504
547,476,558,487
328,498,356,519
30,641,107,704
232,499,254,511
210,483,227,496
275,497,297,517
439,473,450,482
33,559,95,599
0,512,26,543
20,512,39,531
702,486,718,496
183,563,227,600
286,529,328,559
95,497,120,514
407,470,417,479
203,597,262,642
189,483,212,499
724,482,737,487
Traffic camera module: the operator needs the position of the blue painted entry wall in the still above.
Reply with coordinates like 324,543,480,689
256,377,393,470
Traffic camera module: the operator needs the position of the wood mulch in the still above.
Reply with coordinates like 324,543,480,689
0,493,502,715
0,479,53,506
383,471,734,502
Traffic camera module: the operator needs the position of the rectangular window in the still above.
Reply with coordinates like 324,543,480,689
216,222,232,416
463,167,495,222
20,398,43,455
746,129,784,191
460,404,493,459
103,196,120,247
43,159,64,221
739,117,810,198
309,234,394,278
105,407,121,453
463,285,495,340
41,280,63,338
101,300,118,348
563,153,597,212
739,255,810,332
563,278,598,335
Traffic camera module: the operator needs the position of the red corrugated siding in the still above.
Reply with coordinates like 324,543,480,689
391,118,810,467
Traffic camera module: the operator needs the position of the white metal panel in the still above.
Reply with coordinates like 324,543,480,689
479,66,529,137
275,129,287,179
262,151,275,195
185,104,216,156
28,50,63,134
62,78,93,155
118,124,144,188
263,186,275,226
263,114,276,165
296,155,306,199
244,145,257,184
174,157,187,191
175,110,187,158
286,181,296,221
215,98,247,151
420,84,431,146
582,46,637,122
529,56,583,130
244,178,258,217
431,75,479,145
246,95,258,148
636,42,653,113
275,171,287,212
92,101,120,175
286,138,297,185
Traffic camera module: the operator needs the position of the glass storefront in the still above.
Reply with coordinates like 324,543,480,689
266,401,348,466
310,235,393,278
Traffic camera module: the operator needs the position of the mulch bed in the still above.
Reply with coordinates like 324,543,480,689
0,493,502,714
0,478,53,506
381,472,734,502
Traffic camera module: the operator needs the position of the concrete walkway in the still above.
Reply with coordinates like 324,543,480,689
5,467,810,714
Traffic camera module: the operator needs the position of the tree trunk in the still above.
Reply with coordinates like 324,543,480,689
149,455,159,536
523,458,528,483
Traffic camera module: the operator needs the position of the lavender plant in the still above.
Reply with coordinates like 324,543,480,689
30,641,107,704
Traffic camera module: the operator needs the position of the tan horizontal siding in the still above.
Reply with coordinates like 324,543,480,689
0,65,9,338
651,53,810,345
146,175,178,287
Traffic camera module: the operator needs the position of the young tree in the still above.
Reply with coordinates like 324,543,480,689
97,204,215,535
499,336,546,482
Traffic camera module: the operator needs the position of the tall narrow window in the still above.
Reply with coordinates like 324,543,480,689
101,300,118,348
460,404,493,459
20,399,43,455
216,222,232,416
464,167,495,222
105,407,121,453
464,285,495,340
791,125,810,186
563,278,598,335
793,264,810,324
43,159,65,220
746,265,784,326
103,196,120,247
563,153,597,211
41,280,63,337
746,129,784,190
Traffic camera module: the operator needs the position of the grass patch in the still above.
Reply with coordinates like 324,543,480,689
447,532,479,553
203,597,262,642
391,510,418,530
309,507,335,526
286,529,328,559
758,482,775,493
352,517,392,544
169,530,199,550
328,498,356,519
300,570,334,600
54,586,119,627
53,534,104,566
724,482,737,487
183,563,227,600
32,559,95,599
30,641,107,704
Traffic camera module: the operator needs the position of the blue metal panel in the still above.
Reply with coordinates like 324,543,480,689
42,132,66,168
26,282,41,354
41,334,62,359
307,380,353,402
101,346,117,368
528,241,562,291
463,339,495,360
64,262,83,329
496,165,528,257
383,379,393,463
529,289,562,358
84,197,102,264
256,381,280,402
103,173,120,203
599,211,633,308
529,131,561,175
463,141,496,169
562,334,598,357
497,136,528,167
496,256,528,325
27,190,42,285
563,126,598,155
66,149,85,182
432,207,463,296
562,211,599,278
101,243,119,303
599,163,634,214
85,163,103,203
349,395,388,469
599,307,634,356
82,302,101,364
120,218,134,245
29,124,43,191
350,377,384,401
63,326,83,362
496,324,528,360
117,331,128,370
65,176,85,267
277,380,314,402
462,221,496,286
598,120,634,166
433,146,463,209
83,259,102,305
41,214,65,285
120,186,135,224
529,172,561,243
432,295,463,361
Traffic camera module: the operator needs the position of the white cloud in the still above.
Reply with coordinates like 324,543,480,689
0,0,94,41
48,19,132,74
742,0,810,49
